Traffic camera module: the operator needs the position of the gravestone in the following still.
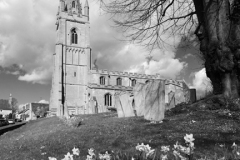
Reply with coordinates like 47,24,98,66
167,91,175,110
115,92,135,117
144,80,165,121
133,83,146,116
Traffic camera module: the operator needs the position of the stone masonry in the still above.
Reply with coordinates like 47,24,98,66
50,0,191,116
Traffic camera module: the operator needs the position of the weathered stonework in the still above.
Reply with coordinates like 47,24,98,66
50,0,191,116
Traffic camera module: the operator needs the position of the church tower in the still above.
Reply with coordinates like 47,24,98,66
50,0,91,116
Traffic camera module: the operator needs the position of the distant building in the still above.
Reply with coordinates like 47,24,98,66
0,109,12,118
18,102,49,121
0,98,12,118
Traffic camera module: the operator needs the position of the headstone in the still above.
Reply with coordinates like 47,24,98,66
115,94,124,117
115,92,135,117
190,89,197,103
144,80,165,121
133,83,146,116
120,93,135,117
168,91,175,110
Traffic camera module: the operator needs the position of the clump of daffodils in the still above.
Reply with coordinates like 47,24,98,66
231,142,240,159
136,143,155,158
48,147,80,160
98,151,111,160
86,148,96,160
173,134,195,160
160,145,170,160
45,134,240,160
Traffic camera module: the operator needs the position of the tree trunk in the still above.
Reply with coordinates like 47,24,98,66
194,0,240,98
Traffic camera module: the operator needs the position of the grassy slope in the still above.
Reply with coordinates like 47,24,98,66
0,108,240,160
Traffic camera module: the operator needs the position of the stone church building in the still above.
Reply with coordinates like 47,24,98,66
50,0,191,116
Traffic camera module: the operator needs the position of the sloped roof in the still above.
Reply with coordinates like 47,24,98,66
18,109,29,114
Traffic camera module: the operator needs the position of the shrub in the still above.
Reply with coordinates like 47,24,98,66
60,116,83,128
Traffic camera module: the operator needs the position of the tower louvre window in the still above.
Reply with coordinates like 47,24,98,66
116,77,122,86
74,72,76,77
71,28,78,44
100,76,105,85
72,1,75,8
131,79,136,87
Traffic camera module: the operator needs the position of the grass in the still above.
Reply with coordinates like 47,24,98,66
0,102,240,160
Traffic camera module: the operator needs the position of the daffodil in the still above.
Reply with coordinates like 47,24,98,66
48,157,57,160
136,143,146,151
232,142,237,147
98,152,111,160
160,154,168,160
86,155,93,160
174,141,179,149
161,146,170,152
173,150,187,160
62,152,73,160
72,147,80,156
219,144,224,147
88,148,95,156
136,143,155,157
184,134,195,143
146,149,155,157
189,141,194,148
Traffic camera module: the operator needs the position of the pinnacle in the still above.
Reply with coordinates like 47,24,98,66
84,0,89,7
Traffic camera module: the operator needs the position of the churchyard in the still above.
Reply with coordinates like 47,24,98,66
0,95,240,160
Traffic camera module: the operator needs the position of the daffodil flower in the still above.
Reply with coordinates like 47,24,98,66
136,143,155,157
184,134,195,143
86,155,93,160
232,142,237,147
146,149,155,157
161,146,170,152
88,148,95,156
161,154,168,160
72,147,80,156
48,157,57,160
62,152,73,160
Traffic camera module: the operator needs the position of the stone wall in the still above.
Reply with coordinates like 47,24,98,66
50,5,91,116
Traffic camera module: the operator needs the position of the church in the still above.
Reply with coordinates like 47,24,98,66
49,0,192,116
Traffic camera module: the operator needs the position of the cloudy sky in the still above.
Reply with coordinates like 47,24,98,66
0,0,211,105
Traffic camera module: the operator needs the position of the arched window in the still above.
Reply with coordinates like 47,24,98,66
105,93,112,106
131,79,136,87
71,28,78,44
100,76,105,85
72,1,75,8
116,77,122,86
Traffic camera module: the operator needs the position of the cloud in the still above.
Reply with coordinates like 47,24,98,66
191,68,213,99
0,64,26,75
38,99,49,104
89,2,188,78
0,0,189,85
18,68,51,85
126,50,187,79
0,0,57,84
